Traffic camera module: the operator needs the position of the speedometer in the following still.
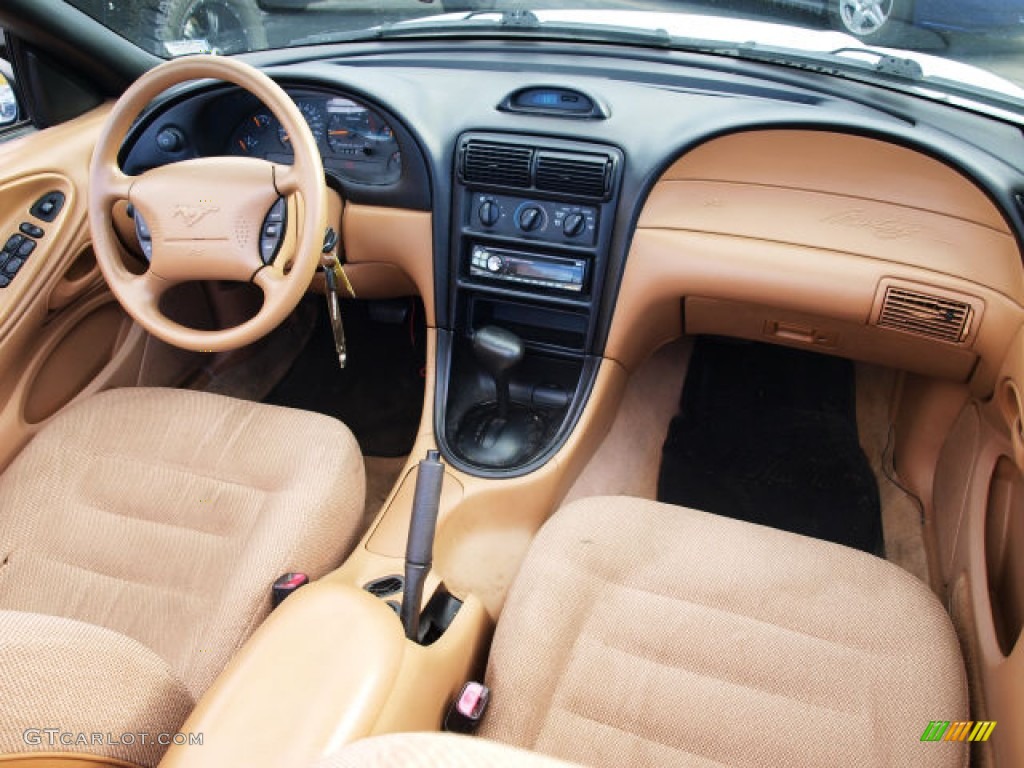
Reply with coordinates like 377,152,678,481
277,100,326,148
326,98,392,156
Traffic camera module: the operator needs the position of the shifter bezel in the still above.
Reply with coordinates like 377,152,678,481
435,131,623,477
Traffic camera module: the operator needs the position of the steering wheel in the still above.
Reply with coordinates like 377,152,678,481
88,56,327,352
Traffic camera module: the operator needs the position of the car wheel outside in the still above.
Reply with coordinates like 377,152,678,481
830,0,912,45
136,0,268,55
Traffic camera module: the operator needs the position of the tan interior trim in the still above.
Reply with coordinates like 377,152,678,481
685,296,979,381
158,582,492,768
0,755,140,768
609,228,1021,393
0,290,148,471
609,129,1024,396
656,129,1012,233
0,103,111,341
935,397,1024,767
342,205,434,321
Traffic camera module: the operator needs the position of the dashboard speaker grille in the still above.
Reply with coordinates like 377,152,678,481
461,141,533,187
535,151,610,197
877,287,972,343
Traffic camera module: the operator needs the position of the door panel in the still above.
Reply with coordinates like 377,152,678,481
933,325,1024,767
0,103,198,471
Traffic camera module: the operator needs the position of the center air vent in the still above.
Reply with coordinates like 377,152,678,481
459,137,616,199
535,151,610,198
877,286,973,343
461,141,534,188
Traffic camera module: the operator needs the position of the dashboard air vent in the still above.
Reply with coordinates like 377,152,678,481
877,287,972,343
461,141,533,188
535,151,610,198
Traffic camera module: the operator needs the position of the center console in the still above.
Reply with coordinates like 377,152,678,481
438,132,624,475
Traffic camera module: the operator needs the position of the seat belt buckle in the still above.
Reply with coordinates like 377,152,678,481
444,681,490,733
272,572,309,609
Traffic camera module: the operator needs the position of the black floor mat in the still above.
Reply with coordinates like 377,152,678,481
265,298,426,457
657,338,882,553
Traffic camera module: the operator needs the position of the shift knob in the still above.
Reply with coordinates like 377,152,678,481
473,326,523,379
473,326,523,418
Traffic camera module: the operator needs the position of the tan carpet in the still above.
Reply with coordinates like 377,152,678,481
363,456,407,525
855,364,931,585
564,338,691,503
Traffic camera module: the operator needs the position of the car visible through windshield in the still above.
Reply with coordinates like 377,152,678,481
60,0,1024,114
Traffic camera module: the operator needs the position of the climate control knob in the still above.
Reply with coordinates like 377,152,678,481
479,200,500,227
517,205,545,232
562,212,586,238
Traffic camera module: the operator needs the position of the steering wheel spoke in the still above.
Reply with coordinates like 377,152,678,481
93,166,134,206
273,164,301,196
122,269,172,318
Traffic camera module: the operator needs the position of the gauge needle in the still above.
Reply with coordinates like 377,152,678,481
238,139,247,152
330,130,349,136
252,116,262,127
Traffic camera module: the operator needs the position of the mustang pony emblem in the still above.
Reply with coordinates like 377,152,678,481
173,203,220,227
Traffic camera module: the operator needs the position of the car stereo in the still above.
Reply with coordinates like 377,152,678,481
468,245,587,293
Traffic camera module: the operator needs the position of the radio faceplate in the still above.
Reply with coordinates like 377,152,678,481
469,245,587,293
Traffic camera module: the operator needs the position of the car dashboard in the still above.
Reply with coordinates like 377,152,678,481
122,42,1024,477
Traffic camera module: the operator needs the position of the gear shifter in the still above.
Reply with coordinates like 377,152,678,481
473,326,523,419
454,326,544,468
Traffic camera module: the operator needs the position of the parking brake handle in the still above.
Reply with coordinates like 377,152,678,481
400,449,445,641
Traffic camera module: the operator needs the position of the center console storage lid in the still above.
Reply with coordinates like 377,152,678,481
159,582,406,768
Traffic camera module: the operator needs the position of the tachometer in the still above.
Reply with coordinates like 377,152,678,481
277,100,326,148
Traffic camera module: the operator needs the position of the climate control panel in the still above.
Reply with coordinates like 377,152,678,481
469,193,598,247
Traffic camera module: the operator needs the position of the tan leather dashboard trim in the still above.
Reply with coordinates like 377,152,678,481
639,179,1021,298
608,129,1024,395
342,205,434,322
658,129,1011,232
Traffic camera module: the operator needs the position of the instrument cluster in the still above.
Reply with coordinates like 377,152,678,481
226,90,402,186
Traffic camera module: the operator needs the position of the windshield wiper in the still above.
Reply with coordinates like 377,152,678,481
291,11,671,49
831,47,924,80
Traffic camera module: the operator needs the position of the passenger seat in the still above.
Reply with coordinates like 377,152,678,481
322,496,968,768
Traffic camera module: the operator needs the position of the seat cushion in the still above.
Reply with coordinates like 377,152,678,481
0,610,194,766
314,733,582,768
481,496,967,768
0,387,365,696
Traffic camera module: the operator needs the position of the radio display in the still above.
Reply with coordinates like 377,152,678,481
513,259,582,284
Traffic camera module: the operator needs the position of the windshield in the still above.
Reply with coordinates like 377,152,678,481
65,0,1024,110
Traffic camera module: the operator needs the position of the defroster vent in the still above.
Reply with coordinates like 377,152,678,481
461,141,533,188
877,286,973,343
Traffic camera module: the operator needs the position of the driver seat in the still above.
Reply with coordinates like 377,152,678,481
0,387,366,766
